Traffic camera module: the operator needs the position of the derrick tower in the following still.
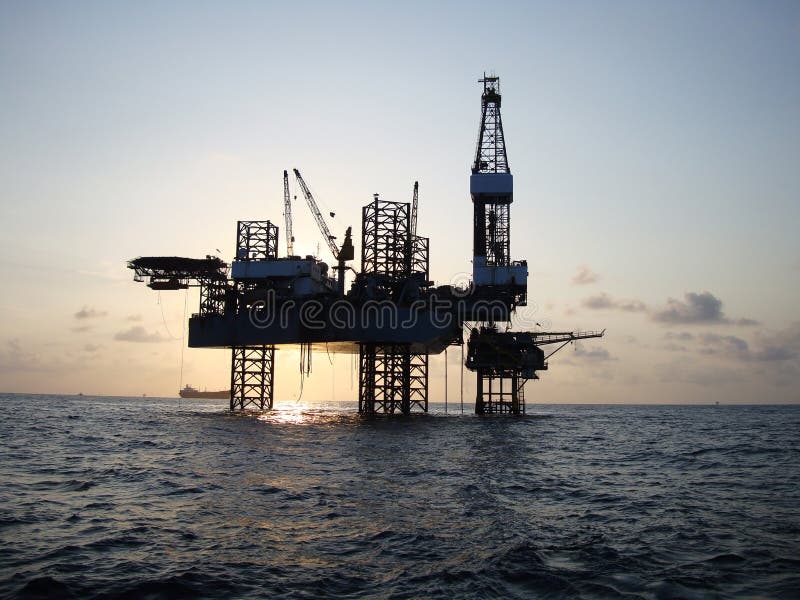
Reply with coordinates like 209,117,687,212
471,76,526,297
473,75,510,269
465,74,583,415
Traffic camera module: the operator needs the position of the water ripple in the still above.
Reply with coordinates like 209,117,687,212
1,396,798,599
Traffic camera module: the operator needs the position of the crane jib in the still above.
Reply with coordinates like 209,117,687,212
293,168,341,260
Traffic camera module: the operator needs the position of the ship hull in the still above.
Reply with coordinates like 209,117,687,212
179,390,230,399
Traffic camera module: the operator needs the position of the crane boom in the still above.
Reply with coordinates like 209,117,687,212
530,329,605,346
283,170,294,256
410,181,418,237
293,168,340,259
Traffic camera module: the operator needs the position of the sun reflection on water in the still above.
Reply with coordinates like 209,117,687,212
256,407,310,425
252,403,359,425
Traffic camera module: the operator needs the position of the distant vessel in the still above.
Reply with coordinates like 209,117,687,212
179,385,230,399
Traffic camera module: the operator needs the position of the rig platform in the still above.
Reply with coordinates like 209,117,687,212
128,74,604,415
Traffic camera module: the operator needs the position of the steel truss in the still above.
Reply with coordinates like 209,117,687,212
359,343,428,415
230,345,275,410
236,220,279,261
412,235,429,279
473,76,509,175
359,198,429,414
227,222,279,410
475,368,527,415
127,257,227,293
231,219,280,313
361,199,411,280
199,278,226,316
482,202,510,267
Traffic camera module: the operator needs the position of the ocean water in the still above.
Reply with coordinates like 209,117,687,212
1,395,799,599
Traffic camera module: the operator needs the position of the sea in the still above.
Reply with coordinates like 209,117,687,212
1,394,798,599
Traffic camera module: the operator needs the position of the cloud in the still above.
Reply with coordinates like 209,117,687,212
71,325,92,333
572,265,599,285
582,293,647,312
698,333,751,360
0,338,53,373
752,322,800,362
74,306,108,320
83,344,102,353
657,363,745,387
113,326,166,343
581,291,757,327
573,344,616,362
755,346,797,361
126,314,143,322
654,324,800,391
663,343,689,352
698,325,800,363
665,331,694,341
735,318,760,327
652,292,725,324
654,356,746,386
662,332,693,352
651,294,758,326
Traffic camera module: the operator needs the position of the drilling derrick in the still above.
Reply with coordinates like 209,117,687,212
471,75,526,306
465,74,603,414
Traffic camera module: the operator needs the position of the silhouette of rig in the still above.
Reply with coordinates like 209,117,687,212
128,75,604,415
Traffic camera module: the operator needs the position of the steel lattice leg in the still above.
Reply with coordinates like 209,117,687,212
475,369,524,415
359,343,428,415
230,345,275,411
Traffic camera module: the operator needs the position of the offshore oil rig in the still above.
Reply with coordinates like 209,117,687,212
128,75,604,415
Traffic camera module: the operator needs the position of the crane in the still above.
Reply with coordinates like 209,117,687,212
283,170,294,257
293,168,354,294
410,181,418,238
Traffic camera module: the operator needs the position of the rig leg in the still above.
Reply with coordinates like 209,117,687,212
475,369,526,415
475,369,485,415
409,352,428,413
230,345,275,410
358,343,377,416
359,343,428,415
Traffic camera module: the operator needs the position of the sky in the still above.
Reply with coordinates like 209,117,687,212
1,1,798,404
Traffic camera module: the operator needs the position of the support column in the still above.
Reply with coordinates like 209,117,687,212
359,343,428,415
359,343,377,415
475,368,485,415
475,369,526,415
409,352,428,413
230,345,275,410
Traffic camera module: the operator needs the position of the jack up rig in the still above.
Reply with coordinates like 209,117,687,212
128,75,604,415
